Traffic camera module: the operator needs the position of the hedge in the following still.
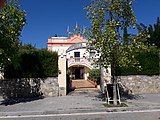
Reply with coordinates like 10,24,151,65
116,47,160,75
4,49,58,78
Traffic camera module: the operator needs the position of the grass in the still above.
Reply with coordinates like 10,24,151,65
103,103,128,108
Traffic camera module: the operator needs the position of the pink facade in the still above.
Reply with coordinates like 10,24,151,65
47,34,87,51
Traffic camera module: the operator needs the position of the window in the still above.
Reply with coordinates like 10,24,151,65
74,52,80,57
89,51,95,58
74,52,80,62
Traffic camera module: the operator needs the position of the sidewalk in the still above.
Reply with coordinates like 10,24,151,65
0,90,106,116
0,90,160,117
125,93,160,111
106,93,160,112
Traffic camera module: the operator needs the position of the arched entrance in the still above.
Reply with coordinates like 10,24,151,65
65,42,98,90
67,64,98,90
68,65,91,80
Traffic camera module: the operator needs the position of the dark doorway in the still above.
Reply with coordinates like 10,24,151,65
72,67,84,80
75,68,80,79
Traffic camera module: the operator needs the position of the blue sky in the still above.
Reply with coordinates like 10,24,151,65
20,0,160,48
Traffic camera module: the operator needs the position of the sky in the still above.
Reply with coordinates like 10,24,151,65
20,0,160,49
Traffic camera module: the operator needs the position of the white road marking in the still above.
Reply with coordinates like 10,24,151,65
0,109,160,119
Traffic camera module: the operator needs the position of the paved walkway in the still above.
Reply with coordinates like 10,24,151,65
0,89,105,116
0,89,160,117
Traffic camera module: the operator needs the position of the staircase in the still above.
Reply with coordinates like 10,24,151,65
71,80,97,90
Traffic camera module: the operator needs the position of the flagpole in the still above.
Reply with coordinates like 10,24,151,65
67,25,70,37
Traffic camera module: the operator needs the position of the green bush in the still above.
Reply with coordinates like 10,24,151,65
38,50,58,77
88,69,100,82
4,49,58,78
116,47,160,75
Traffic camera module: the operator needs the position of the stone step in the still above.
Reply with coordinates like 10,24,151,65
71,80,96,89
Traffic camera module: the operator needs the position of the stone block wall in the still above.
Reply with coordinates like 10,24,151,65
120,75,160,94
0,77,59,99
40,77,59,97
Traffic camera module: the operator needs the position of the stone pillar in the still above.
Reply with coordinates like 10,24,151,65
58,49,67,96
100,66,112,93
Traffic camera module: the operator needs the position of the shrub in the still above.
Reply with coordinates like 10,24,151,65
116,47,160,75
88,69,100,82
4,49,58,78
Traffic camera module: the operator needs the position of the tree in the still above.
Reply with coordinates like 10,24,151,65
147,17,160,48
0,0,26,69
86,0,148,104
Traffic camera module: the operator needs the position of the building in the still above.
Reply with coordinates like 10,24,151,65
47,26,111,95
48,34,97,80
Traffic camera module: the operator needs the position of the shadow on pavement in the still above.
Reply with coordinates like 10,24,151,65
120,92,144,102
0,97,44,106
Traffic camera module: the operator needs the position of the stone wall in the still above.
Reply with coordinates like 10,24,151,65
0,77,59,99
120,75,160,94
40,77,59,97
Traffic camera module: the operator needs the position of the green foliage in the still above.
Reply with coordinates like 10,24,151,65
88,69,100,82
0,0,26,68
86,0,148,73
38,49,58,77
4,45,58,78
147,17,160,48
86,0,149,105
116,47,160,75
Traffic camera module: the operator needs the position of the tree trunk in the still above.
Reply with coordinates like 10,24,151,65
112,68,117,105
111,50,118,105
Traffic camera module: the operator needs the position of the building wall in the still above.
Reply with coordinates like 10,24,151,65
47,35,87,52
67,48,88,58
52,46,69,52
58,50,67,96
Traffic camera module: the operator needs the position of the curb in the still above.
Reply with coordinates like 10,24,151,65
0,106,160,117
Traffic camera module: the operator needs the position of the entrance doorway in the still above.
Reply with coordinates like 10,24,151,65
75,68,80,79
72,67,84,80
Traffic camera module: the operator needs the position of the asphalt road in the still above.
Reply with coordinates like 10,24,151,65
0,110,160,120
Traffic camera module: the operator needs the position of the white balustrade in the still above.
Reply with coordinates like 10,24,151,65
68,57,92,69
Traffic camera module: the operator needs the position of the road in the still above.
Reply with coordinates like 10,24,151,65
1,90,160,120
0,110,160,120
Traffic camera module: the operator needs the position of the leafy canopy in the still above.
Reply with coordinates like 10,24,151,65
86,0,148,69
0,0,26,68
147,17,160,48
